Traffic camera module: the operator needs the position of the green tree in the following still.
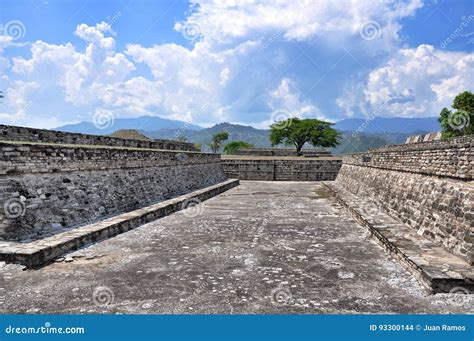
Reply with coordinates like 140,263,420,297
270,118,340,155
223,141,254,154
439,91,474,138
208,131,229,153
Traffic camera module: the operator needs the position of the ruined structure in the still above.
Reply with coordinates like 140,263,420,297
233,148,331,157
0,125,238,265
405,131,441,144
0,124,472,294
222,147,339,181
333,135,473,265
222,156,341,181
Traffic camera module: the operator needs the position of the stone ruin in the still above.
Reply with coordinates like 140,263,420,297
0,124,472,293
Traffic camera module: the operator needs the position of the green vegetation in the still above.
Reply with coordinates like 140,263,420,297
208,131,229,153
270,118,341,155
223,141,254,154
439,91,474,139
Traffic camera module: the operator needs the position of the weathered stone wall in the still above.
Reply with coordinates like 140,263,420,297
336,136,473,264
222,158,342,181
405,132,441,144
0,124,197,151
0,142,217,176
344,135,473,180
0,142,226,241
234,148,330,157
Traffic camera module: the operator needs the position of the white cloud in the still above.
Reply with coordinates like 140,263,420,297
176,0,423,48
267,78,324,119
357,45,474,117
3,1,473,130
0,81,39,124
12,23,134,106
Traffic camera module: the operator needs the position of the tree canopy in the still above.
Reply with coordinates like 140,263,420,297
208,131,229,153
223,141,254,154
439,91,474,139
270,118,340,154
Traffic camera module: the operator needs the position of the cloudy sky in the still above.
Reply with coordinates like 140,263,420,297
0,0,473,129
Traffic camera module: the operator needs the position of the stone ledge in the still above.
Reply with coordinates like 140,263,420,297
323,181,473,294
0,179,239,268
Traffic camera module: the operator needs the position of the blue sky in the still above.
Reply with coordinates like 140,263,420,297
0,0,473,129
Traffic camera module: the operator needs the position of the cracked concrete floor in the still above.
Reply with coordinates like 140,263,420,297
0,181,472,314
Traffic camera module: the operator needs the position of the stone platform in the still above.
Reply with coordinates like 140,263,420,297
0,182,471,314
0,179,239,267
221,156,342,181
324,182,473,293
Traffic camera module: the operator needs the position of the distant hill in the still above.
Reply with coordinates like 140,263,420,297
144,122,414,155
334,117,440,134
330,132,393,155
110,129,151,141
54,115,439,155
55,115,202,135
146,123,271,149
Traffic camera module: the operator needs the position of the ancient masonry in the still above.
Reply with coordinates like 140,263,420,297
0,124,472,293
336,136,473,265
233,148,331,157
0,124,237,245
222,148,341,181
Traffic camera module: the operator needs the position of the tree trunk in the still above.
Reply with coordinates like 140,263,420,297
296,144,303,156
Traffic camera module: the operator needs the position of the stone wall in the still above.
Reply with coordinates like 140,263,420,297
0,142,226,241
0,124,197,151
336,136,473,264
222,158,342,181
405,132,441,144
344,135,473,180
233,148,331,157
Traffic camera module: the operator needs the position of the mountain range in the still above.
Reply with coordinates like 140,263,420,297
55,115,441,154
56,115,202,135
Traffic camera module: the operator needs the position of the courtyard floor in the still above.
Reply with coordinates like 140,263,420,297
0,181,471,314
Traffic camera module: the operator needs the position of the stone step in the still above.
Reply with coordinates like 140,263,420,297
0,179,239,268
324,182,473,294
